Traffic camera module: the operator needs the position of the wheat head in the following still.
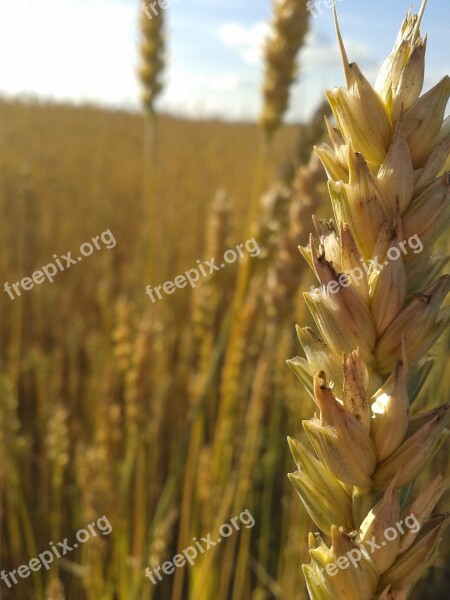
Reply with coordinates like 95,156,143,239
138,2,165,116
287,3,450,598
260,0,310,138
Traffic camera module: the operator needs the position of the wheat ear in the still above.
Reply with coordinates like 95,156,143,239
138,3,165,116
260,0,310,138
288,3,450,598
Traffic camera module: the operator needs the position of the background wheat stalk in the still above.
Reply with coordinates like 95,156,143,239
288,3,450,598
138,2,165,286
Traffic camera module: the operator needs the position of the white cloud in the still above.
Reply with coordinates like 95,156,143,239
300,30,377,75
218,21,269,65
213,21,379,121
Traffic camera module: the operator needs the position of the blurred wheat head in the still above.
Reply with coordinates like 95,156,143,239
287,2,450,598
260,0,310,138
138,2,165,116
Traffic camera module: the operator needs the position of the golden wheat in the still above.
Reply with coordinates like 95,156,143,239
288,3,450,598
260,0,310,138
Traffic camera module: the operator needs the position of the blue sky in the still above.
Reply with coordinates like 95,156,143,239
0,0,448,122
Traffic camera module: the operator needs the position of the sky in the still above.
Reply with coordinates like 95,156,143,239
0,0,448,122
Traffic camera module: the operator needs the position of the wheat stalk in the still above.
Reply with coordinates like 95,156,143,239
138,2,166,287
287,3,450,598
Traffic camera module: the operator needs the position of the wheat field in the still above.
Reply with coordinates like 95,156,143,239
0,2,449,600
